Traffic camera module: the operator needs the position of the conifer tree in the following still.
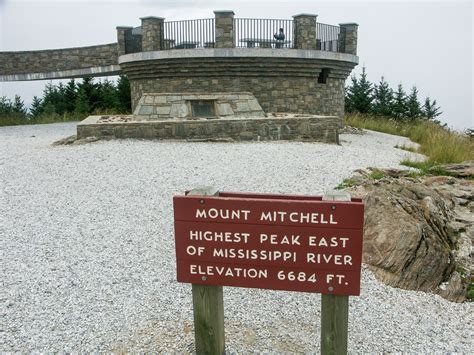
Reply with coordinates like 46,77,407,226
64,79,77,113
42,102,57,117
372,76,393,117
98,79,119,111
0,96,14,117
54,83,69,115
29,96,43,119
406,86,422,119
116,75,132,113
74,86,91,115
13,95,27,118
345,75,358,113
75,78,98,115
345,66,373,114
423,97,442,120
41,82,61,116
391,84,408,120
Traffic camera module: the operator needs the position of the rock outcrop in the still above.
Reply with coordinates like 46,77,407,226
430,160,474,178
343,163,473,302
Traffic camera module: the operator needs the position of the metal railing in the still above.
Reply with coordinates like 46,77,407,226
148,18,345,52
316,22,343,52
234,18,293,48
163,18,215,49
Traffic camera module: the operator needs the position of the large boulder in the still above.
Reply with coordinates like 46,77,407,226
345,169,473,302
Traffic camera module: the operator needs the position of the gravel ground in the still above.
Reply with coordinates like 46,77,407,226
1,122,471,352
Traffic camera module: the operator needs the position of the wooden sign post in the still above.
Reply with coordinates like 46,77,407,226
173,188,364,354
320,190,351,355
187,187,225,355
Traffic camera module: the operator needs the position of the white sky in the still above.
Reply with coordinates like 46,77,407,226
0,0,472,130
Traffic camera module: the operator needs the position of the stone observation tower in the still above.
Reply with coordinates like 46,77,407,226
0,11,359,142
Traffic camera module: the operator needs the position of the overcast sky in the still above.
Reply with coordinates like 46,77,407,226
0,0,472,130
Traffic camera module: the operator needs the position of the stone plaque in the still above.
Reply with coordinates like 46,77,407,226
191,100,216,117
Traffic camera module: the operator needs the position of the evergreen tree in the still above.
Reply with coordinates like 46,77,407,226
345,66,373,114
12,95,27,118
372,76,393,117
391,84,408,120
97,79,119,111
75,78,98,115
116,75,132,113
423,97,442,120
29,96,43,118
0,96,14,117
406,86,422,119
54,82,68,115
64,79,77,113
41,82,60,116
42,102,57,118
74,86,91,115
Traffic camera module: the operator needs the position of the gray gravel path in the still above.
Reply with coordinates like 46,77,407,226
1,122,471,352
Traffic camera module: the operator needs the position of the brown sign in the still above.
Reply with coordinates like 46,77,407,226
173,192,364,295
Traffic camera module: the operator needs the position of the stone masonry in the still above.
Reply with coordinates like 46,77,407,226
121,55,354,117
2,9,358,145
0,43,118,75
1,10,358,88
116,26,133,56
293,14,318,50
214,11,235,48
339,23,358,55
133,92,265,120
77,114,341,143
130,76,345,118
141,17,164,51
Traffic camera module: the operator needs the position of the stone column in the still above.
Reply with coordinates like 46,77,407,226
293,13,317,50
339,23,358,55
214,10,235,48
116,26,133,56
141,16,165,51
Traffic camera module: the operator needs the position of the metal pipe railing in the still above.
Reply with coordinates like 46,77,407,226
163,18,215,49
234,18,293,48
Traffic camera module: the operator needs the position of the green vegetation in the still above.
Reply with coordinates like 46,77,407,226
399,160,451,176
335,177,360,190
394,144,418,153
346,114,474,169
345,67,473,172
468,284,474,300
368,169,386,180
335,169,387,190
0,75,131,127
346,66,442,122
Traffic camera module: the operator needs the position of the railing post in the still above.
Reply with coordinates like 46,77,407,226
214,10,235,48
141,16,165,51
116,26,133,56
339,23,358,55
293,13,318,50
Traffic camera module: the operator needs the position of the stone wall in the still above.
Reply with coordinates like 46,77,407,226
0,43,118,75
134,92,264,120
122,57,352,117
214,11,235,48
339,23,358,55
293,14,317,50
77,114,341,143
129,77,345,118
141,17,164,51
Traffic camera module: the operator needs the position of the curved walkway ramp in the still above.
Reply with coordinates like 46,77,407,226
0,43,122,81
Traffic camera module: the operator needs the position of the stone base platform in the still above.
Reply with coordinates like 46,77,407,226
77,114,341,143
